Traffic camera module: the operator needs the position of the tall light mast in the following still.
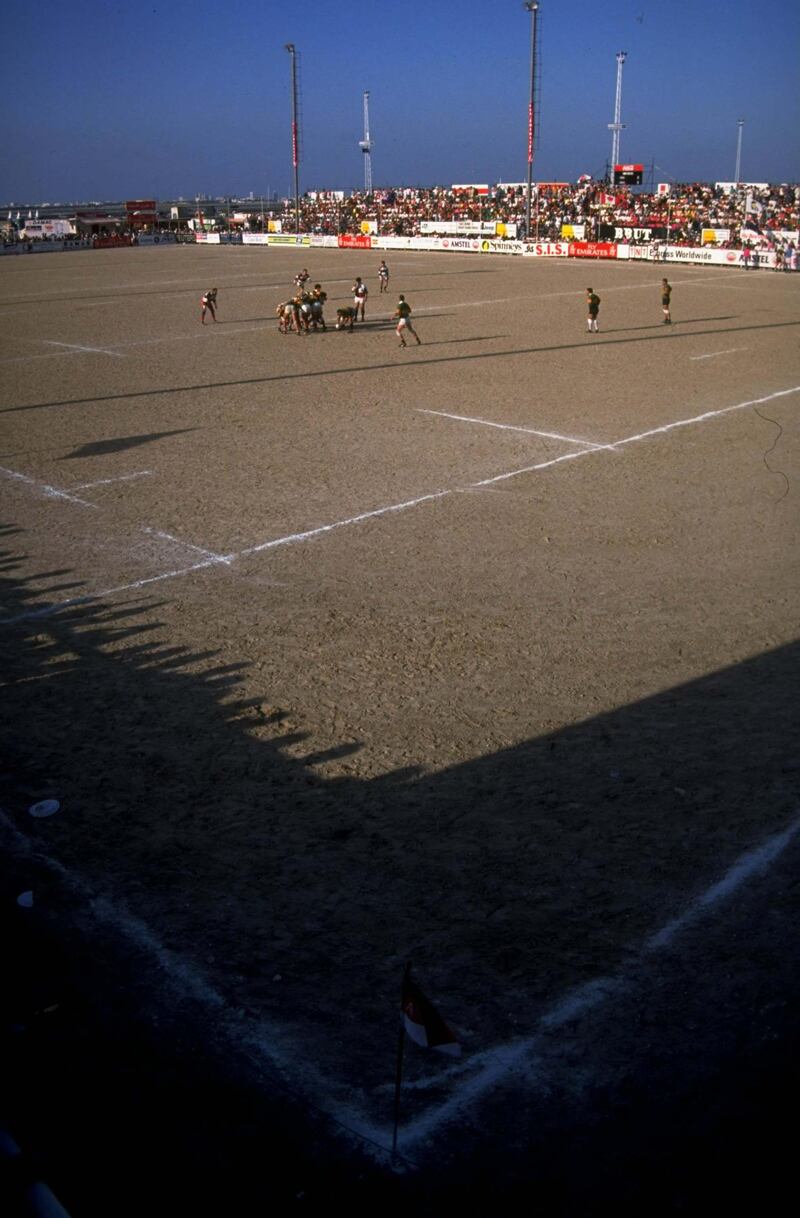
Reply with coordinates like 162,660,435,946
523,2,540,240
608,51,627,181
734,118,745,186
359,90,373,194
285,43,301,233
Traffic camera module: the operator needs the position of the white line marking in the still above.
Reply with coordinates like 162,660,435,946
419,408,609,450
645,818,800,951
0,560,224,626
606,384,799,449
72,471,153,489
143,527,233,564
0,806,395,1158
690,348,745,361
240,491,452,557
0,350,89,366
44,340,125,358
1,800,796,1158
2,384,798,625
396,813,800,1149
0,464,96,508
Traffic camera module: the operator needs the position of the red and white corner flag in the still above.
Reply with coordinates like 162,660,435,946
401,964,461,1056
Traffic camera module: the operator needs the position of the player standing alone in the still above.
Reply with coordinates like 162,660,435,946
661,278,672,324
378,260,389,292
394,294,422,347
201,287,218,324
586,287,600,333
352,276,368,321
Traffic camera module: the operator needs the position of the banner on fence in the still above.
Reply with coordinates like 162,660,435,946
261,233,311,245
480,239,526,254
242,233,270,245
560,224,586,240
523,241,569,257
598,224,667,242
618,244,656,261
338,233,373,249
701,228,731,245
569,241,618,258
419,220,496,235
22,219,74,238
195,232,220,243
627,244,777,268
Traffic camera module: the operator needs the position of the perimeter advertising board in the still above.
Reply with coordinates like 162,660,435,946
266,234,310,245
523,242,569,257
338,234,372,249
23,219,74,237
599,224,667,242
569,241,618,258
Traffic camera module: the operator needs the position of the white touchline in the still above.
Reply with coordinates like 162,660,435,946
606,384,799,449
690,348,745,361
143,527,233,564
239,490,452,557
44,340,125,358
0,559,226,626
394,813,800,1150
0,464,96,508
1,795,796,1160
2,384,798,625
72,471,153,489
418,408,610,450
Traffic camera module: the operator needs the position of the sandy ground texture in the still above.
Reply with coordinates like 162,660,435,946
1,245,799,1214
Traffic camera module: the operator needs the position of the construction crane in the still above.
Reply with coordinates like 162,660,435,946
359,91,373,195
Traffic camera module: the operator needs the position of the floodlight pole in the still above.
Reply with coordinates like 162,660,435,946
359,90,373,194
285,43,300,233
734,118,744,187
608,51,627,183
524,2,540,240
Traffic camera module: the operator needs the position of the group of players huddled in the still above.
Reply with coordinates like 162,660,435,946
271,260,421,347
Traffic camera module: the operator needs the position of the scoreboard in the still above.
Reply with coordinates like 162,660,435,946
613,164,644,185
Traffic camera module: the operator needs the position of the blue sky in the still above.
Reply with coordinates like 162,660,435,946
2,1,798,203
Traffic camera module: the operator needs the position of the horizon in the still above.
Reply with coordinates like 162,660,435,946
4,176,798,213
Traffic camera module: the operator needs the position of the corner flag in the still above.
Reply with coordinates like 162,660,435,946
401,964,461,1056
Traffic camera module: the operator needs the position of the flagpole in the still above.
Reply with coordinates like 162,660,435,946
392,962,411,1158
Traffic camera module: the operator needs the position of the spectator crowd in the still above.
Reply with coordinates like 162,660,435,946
275,180,799,252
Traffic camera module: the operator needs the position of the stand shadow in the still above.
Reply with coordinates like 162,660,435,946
1,528,797,1215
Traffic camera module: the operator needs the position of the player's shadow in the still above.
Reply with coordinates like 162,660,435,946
602,315,736,332
5,318,798,416
418,335,509,346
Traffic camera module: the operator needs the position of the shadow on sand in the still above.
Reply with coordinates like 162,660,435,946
1,525,798,1215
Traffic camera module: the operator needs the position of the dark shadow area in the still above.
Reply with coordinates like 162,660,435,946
6,318,798,415
59,429,198,459
602,314,736,331
1,525,798,1216
408,334,510,347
